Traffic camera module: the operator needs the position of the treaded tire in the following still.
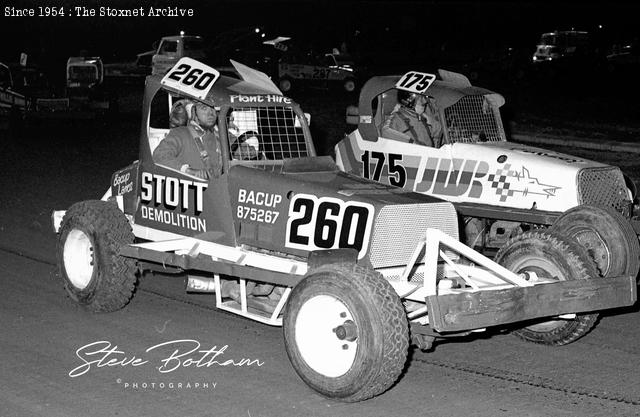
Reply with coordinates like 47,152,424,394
495,230,599,346
550,205,640,280
57,200,137,312
283,264,408,402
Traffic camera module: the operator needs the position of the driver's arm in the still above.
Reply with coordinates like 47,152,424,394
381,115,414,143
152,130,185,171
231,132,261,160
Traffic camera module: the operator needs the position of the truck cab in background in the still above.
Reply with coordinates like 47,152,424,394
151,33,207,75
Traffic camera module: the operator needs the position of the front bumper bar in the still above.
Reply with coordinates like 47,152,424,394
426,275,637,332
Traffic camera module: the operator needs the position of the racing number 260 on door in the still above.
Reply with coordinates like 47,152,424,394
285,194,374,258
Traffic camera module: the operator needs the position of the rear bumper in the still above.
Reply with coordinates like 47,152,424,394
426,275,637,332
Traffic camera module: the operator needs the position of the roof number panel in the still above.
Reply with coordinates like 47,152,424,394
161,57,220,100
395,71,436,94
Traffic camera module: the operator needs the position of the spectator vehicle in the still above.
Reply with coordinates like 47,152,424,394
532,30,594,64
0,60,69,124
606,40,640,73
52,59,636,402
151,33,207,75
66,56,116,112
336,70,640,282
277,52,357,93
0,61,28,129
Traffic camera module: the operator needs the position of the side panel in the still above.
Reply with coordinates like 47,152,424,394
228,165,377,260
336,131,606,213
228,166,291,253
337,130,455,196
133,162,236,245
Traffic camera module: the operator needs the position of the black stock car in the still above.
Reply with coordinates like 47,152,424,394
52,58,637,402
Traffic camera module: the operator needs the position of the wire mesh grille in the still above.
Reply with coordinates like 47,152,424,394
444,95,505,143
369,202,459,269
385,267,448,283
227,106,309,161
577,167,629,212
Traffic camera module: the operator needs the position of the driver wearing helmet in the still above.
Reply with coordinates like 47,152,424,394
153,101,223,180
382,91,443,147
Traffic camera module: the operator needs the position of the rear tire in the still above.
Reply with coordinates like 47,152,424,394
495,230,599,345
57,200,138,312
283,264,408,402
550,205,640,280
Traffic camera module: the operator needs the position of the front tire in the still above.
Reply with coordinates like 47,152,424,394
495,230,599,345
283,264,408,402
57,200,138,312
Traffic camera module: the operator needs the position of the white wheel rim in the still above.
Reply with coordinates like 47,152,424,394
294,295,358,378
63,229,95,290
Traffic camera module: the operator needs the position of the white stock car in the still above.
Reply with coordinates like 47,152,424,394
336,70,640,282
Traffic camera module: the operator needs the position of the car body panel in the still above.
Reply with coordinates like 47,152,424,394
336,71,631,220
337,129,611,212
129,59,459,267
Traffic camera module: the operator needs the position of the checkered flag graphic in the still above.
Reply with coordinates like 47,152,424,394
487,164,518,202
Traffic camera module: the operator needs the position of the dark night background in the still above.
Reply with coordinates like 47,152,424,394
2,0,640,149
2,1,639,74
2,4,640,415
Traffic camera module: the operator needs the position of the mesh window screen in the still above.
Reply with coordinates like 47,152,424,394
227,106,308,161
444,95,505,143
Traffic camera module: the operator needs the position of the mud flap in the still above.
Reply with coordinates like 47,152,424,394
426,275,637,333
307,248,359,270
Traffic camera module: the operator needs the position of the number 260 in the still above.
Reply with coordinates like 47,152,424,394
167,64,216,90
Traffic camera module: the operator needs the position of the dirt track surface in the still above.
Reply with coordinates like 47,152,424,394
1,101,640,416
